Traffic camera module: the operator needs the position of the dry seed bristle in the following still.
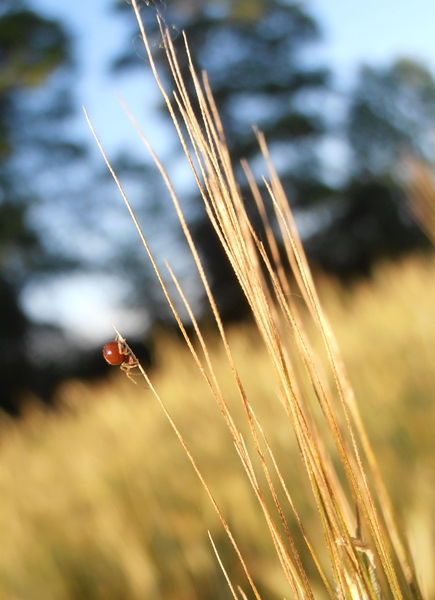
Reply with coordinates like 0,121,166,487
85,1,425,598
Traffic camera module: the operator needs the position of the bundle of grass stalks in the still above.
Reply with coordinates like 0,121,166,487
85,2,425,598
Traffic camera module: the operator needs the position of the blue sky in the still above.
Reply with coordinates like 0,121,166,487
26,0,435,344
310,0,435,80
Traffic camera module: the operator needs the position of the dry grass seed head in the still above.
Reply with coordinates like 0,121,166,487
87,3,425,599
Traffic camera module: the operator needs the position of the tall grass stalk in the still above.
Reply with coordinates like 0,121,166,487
86,3,424,598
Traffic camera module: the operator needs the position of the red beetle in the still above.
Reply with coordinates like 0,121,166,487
103,340,128,366
103,330,139,383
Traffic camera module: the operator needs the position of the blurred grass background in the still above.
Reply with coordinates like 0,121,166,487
0,253,434,600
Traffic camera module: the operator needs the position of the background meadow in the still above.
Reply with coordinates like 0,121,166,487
0,254,434,599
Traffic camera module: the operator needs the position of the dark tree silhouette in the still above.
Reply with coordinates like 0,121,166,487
0,1,87,411
307,59,435,277
348,59,435,177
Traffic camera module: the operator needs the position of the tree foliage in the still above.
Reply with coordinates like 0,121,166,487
308,59,435,277
0,0,84,411
348,58,435,178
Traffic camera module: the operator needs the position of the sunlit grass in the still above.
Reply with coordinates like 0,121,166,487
0,255,433,599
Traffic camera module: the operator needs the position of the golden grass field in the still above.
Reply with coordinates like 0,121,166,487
0,254,434,600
